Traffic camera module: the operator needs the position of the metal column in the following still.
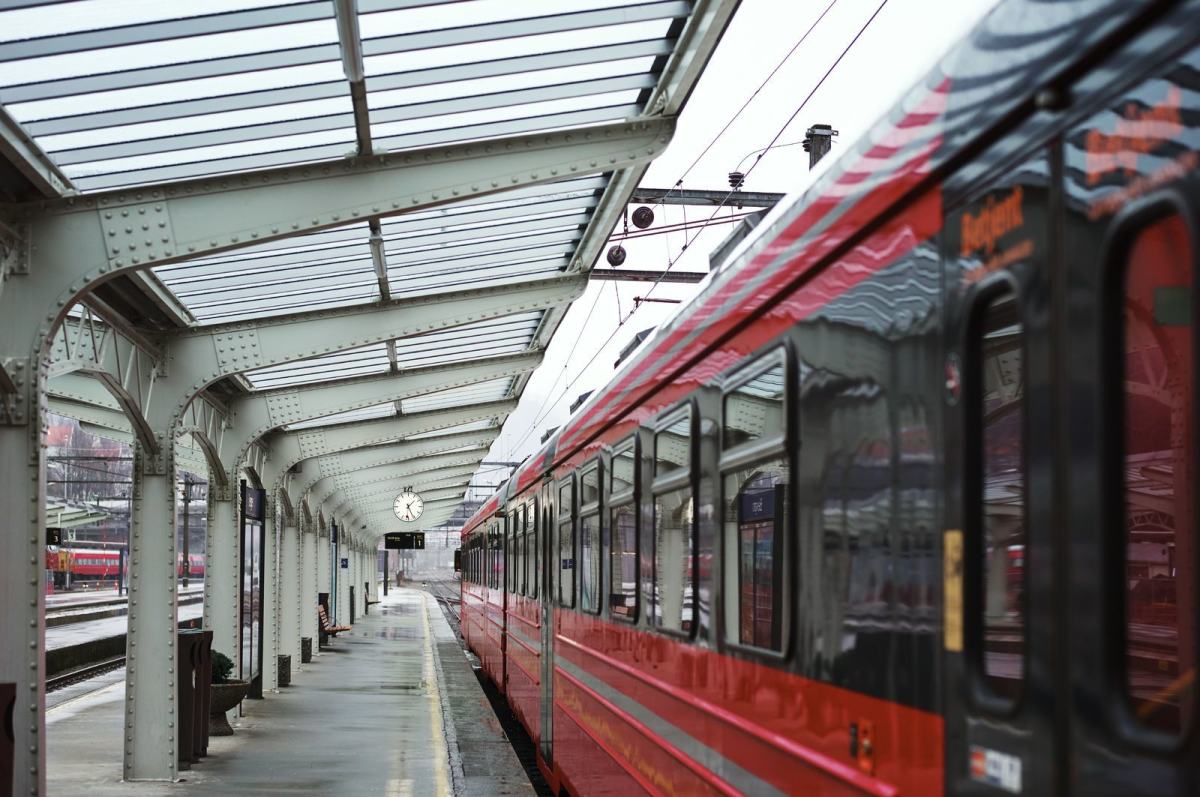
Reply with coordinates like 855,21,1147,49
301,523,318,661
205,494,239,664
0,381,47,795
261,506,278,693
123,444,178,780
279,517,301,668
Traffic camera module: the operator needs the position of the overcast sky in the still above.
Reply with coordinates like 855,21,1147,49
470,0,1000,498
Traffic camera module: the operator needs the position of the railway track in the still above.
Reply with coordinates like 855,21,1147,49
46,655,125,693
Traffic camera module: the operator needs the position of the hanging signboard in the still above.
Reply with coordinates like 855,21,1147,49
385,532,425,550
239,482,266,699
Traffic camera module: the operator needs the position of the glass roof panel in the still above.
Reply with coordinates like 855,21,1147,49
284,403,397,431
392,311,542,369
405,418,498,440
401,377,514,414
244,343,391,390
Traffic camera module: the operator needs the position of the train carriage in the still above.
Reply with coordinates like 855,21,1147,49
460,0,1200,793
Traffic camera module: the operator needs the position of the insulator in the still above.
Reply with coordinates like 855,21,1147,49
728,171,745,190
606,245,627,267
631,206,654,229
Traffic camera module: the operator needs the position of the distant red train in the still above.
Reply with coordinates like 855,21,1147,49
47,548,204,584
459,2,1200,795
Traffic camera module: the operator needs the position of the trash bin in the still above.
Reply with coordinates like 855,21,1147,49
2,682,14,797
176,630,201,770
277,655,291,687
301,637,312,664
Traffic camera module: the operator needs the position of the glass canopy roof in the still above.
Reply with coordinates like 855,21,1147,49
6,0,714,531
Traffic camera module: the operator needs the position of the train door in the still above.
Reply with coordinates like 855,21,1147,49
942,149,1061,795
1058,23,1200,795
539,480,555,766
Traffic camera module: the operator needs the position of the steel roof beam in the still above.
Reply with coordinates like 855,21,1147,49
0,104,72,199
331,485,464,518
269,398,514,475
218,352,537,466
18,119,669,302
630,188,784,208
312,454,490,507
298,430,496,496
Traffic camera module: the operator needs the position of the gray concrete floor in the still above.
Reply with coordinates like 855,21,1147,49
46,588,534,796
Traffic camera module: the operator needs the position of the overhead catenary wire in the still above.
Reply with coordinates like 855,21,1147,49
509,0,887,458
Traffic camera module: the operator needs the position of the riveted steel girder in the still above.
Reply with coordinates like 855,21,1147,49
340,479,471,510
270,399,515,475
300,429,496,497
340,464,478,502
11,120,672,316
314,459,484,507
224,353,535,470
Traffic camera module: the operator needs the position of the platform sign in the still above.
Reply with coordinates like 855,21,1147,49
385,532,425,550
340,557,349,569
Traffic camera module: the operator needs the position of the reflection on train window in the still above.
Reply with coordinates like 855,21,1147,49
581,464,600,505
527,500,538,600
654,485,694,633
1121,213,1195,735
724,360,786,449
559,478,575,608
579,513,600,613
559,516,575,607
655,415,690,476
611,503,637,619
612,441,636,492
977,288,1026,700
490,524,502,589
723,458,788,651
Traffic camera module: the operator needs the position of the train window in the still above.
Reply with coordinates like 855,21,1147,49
558,477,575,608
1118,212,1195,735
581,463,600,505
610,437,638,621
655,415,690,476
653,407,694,634
723,356,786,449
580,513,600,613
973,286,1027,702
611,440,636,493
509,510,519,594
721,353,789,652
528,499,539,600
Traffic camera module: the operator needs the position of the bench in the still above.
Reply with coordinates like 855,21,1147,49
317,605,350,645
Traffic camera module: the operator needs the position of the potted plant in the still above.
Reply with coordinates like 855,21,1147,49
208,650,250,736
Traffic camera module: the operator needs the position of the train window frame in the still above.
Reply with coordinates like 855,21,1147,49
508,509,519,595
558,474,576,608
608,436,639,623
718,347,793,660
579,459,603,615
650,402,698,639
963,272,1030,718
1100,190,1200,751
527,497,539,600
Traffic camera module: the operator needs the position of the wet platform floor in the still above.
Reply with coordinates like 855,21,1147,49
46,588,534,796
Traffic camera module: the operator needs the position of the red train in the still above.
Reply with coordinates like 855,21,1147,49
460,1,1199,794
47,547,204,585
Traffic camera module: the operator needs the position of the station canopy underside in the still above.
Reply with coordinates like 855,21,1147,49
0,0,731,537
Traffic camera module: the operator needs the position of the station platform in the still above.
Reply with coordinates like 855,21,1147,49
46,588,534,796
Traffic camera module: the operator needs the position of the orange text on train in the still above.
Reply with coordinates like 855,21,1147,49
960,186,1024,258
1085,86,1183,185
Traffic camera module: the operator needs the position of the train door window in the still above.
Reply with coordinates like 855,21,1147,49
1115,211,1195,735
610,438,638,620
720,351,790,653
558,477,575,608
528,499,539,600
580,461,601,613
509,510,520,594
970,285,1027,703
652,407,695,635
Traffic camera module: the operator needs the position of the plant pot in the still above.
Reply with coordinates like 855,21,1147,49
208,680,250,736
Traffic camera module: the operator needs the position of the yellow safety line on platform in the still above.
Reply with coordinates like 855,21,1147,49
421,592,452,796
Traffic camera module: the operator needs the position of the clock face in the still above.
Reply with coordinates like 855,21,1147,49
393,490,424,522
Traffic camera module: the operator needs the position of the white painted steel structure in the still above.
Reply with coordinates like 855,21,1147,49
0,0,738,791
